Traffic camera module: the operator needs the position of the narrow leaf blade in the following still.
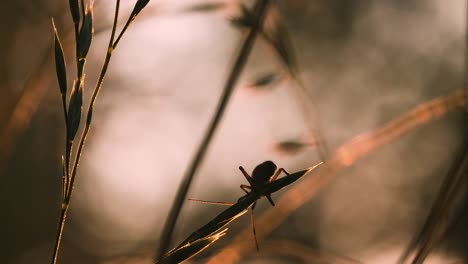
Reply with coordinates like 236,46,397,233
273,140,307,155
250,72,279,88
69,0,80,24
67,80,83,140
131,0,150,18
158,229,228,264
183,2,226,13
52,19,67,97
78,6,93,59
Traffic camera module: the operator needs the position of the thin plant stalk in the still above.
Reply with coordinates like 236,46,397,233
50,0,154,262
228,2,329,161
156,0,272,259
50,0,121,260
68,0,146,194
266,5,328,160
288,77,328,161
399,1,468,263
50,202,68,264
68,0,121,195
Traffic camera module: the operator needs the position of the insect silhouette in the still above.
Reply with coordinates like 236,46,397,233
189,160,290,250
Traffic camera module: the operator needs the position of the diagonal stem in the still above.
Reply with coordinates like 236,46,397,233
156,0,272,260
69,0,120,194
50,207,68,264
208,89,468,264
400,1,468,263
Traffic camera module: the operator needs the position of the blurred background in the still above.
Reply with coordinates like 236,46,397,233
1,0,467,263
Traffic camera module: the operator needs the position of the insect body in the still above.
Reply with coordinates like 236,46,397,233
190,161,290,251
239,160,289,207
162,162,322,263
238,161,290,250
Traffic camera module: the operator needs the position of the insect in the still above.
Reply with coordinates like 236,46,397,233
190,160,290,250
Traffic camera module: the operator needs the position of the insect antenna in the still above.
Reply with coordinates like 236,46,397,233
188,198,235,206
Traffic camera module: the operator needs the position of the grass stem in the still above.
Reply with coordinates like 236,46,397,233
156,0,271,260
50,207,68,264
399,1,468,263
69,0,120,183
50,1,121,263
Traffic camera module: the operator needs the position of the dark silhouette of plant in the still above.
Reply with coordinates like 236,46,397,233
50,0,150,263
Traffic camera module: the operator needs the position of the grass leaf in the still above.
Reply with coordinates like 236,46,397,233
52,19,67,97
176,206,249,248
78,6,93,59
262,163,322,195
183,2,226,13
69,0,80,24
250,72,280,89
158,229,228,264
130,0,150,19
274,140,306,155
67,80,83,141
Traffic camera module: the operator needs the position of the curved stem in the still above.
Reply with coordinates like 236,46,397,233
156,0,272,260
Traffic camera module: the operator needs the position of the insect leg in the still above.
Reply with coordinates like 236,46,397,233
270,167,291,182
239,166,255,187
240,184,252,194
265,194,275,207
250,201,260,251
265,168,292,206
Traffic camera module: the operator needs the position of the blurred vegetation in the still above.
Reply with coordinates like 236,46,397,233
1,0,467,263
